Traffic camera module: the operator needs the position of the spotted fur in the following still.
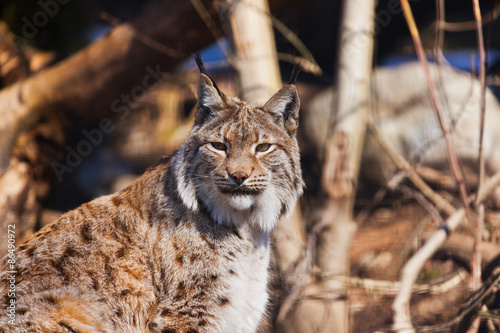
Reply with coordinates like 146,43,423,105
0,72,303,332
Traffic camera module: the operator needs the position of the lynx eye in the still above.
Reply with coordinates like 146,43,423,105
210,142,227,151
256,143,272,153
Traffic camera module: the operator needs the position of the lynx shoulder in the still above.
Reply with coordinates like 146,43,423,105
0,63,304,332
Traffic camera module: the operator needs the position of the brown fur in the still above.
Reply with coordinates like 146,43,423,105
0,72,303,332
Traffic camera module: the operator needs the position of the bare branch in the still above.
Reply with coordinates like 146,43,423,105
472,0,487,302
393,209,465,332
400,0,475,240
348,269,467,296
367,122,455,216
392,170,500,332
436,2,500,32
417,272,500,332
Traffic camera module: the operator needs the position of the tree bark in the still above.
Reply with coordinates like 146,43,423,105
225,0,307,330
274,0,376,331
305,0,376,331
228,0,282,104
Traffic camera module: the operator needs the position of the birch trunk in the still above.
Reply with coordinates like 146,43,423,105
309,0,376,331
274,0,376,331
226,0,307,328
228,0,282,104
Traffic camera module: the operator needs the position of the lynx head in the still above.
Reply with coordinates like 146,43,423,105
173,60,304,233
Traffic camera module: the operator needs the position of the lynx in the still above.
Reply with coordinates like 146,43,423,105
0,57,304,333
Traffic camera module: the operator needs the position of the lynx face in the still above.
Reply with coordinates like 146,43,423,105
174,74,304,232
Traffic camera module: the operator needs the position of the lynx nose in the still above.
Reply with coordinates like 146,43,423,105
230,171,248,186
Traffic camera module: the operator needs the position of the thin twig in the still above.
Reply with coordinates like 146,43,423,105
400,0,475,238
433,0,445,63
388,215,434,278
322,269,468,296
471,205,485,289
435,2,500,32
473,0,487,207
476,172,500,204
432,0,452,150
190,0,236,67
472,0,487,297
417,272,500,332
367,121,455,216
269,12,321,74
276,53,322,76
399,185,444,226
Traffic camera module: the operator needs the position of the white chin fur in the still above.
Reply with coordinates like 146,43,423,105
180,173,293,233
228,194,254,210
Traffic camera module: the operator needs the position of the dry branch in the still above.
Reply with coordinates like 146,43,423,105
368,122,455,216
421,233,500,270
348,270,467,296
274,0,377,330
400,0,474,237
393,209,465,332
392,171,500,332
472,0,488,303
310,0,376,332
436,2,500,32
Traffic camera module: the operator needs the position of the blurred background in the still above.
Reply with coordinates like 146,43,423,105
2,0,500,331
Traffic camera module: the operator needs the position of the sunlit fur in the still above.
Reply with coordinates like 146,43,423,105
0,73,303,333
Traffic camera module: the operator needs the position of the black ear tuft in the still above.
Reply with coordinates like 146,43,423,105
193,52,207,74
193,53,223,98
288,65,302,85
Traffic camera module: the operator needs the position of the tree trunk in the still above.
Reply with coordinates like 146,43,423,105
225,0,307,330
228,0,282,104
279,0,376,332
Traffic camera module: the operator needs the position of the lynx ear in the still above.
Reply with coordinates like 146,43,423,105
264,84,300,134
196,73,224,125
